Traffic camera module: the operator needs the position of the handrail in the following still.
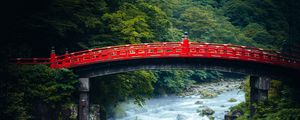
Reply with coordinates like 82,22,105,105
13,42,300,69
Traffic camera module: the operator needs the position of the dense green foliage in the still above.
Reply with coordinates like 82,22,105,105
4,0,298,55
154,70,195,95
1,0,299,119
0,65,78,119
90,70,156,106
230,78,300,120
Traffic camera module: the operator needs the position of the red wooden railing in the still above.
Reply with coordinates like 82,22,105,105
14,40,300,69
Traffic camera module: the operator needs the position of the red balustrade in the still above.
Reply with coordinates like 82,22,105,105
14,42,300,69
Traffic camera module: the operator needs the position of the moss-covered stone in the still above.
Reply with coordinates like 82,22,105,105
228,98,237,102
200,107,215,116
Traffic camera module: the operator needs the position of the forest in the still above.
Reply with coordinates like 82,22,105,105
1,0,299,119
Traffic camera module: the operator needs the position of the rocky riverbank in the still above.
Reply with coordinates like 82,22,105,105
179,81,243,98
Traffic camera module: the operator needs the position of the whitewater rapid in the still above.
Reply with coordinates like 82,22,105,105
113,89,245,120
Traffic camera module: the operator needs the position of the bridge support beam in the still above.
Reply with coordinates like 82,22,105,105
250,76,270,118
79,78,90,120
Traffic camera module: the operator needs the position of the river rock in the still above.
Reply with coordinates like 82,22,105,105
224,109,243,120
200,107,215,116
198,105,207,108
196,109,201,113
199,90,218,98
195,101,203,104
176,114,188,120
228,98,237,102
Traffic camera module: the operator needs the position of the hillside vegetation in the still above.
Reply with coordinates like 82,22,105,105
1,0,299,119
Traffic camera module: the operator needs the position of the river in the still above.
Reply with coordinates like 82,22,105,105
113,89,244,120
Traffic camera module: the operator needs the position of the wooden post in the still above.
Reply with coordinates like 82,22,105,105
50,46,56,68
182,32,189,54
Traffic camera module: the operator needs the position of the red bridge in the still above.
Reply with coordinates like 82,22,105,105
13,37,300,120
15,38,300,70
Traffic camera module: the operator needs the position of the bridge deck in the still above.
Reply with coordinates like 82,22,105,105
14,42,300,70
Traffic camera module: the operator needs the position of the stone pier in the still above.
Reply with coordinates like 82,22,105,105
250,76,270,118
79,78,90,120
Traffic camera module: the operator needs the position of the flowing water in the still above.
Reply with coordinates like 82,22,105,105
114,90,245,120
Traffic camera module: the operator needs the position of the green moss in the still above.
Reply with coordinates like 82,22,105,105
228,98,237,102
